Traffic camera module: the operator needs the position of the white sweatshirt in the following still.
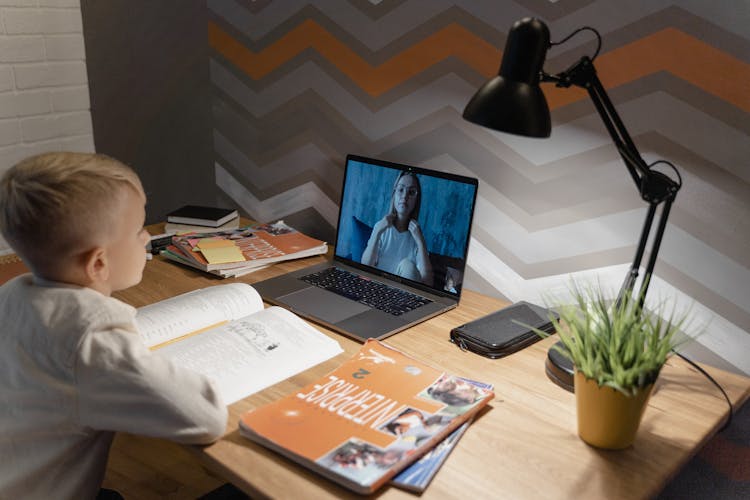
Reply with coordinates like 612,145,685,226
0,274,228,499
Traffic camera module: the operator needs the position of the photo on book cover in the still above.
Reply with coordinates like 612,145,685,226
314,372,491,487
391,377,493,491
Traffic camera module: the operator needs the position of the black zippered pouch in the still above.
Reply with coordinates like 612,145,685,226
450,301,558,359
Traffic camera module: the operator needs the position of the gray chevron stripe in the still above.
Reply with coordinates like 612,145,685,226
544,7,750,67
210,55,749,153
596,6,750,62
211,53,750,145
233,0,272,14
551,72,750,137
656,260,750,338
210,58,482,136
214,132,343,200
502,94,750,177
471,223,637,278
678,0,750,42
474,194,750,307
462,265,511,302
211,88,366,161
210,56,749,179
213,97,749,251
516,0,597,22
543,1,750,48
345,0,411,20
215,162,340,227
209,1,750,58
207,0,530,50
211,64,749,184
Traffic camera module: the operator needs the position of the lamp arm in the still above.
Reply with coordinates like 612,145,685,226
543,56,681,307
543,56,652,194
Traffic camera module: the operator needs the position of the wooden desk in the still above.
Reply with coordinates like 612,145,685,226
115,233,750,499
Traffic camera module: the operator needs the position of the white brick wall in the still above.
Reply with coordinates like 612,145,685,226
0,0,93,253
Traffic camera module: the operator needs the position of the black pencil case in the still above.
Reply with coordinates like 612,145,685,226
450,301,558,359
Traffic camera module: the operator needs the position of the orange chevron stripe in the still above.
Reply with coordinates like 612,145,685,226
209,21,750,111
544,27,750,112
208,20,498,96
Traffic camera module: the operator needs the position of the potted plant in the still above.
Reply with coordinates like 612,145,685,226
532,281,689,449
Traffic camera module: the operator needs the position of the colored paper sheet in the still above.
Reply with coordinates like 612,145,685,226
200,244,246,264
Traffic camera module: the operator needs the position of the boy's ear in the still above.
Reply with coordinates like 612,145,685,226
82,246,109,283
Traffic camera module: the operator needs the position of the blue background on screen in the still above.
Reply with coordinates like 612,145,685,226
336,160,476,261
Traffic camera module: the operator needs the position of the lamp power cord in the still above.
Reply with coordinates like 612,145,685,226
671,349,734,432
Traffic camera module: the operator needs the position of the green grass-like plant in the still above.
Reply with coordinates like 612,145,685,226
532,282,689,396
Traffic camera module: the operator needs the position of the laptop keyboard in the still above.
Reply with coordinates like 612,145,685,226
300,267,433,316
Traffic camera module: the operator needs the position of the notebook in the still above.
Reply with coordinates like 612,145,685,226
252,154,479,341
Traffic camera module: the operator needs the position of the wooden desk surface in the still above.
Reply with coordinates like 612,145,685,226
115,227,750,499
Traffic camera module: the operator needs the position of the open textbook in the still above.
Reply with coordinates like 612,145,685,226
239,340,494,494
135,283,343,404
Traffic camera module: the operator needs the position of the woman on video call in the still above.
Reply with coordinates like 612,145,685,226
361,171,433,285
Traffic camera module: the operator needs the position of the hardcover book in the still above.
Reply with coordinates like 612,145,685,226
238,340,494,494
164,217,241,235
166,205,239,227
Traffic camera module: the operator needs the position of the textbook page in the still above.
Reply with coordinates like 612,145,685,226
154,306,343,404
135,283,264,348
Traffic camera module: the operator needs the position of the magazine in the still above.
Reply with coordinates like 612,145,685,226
238,340,494,494
391,378,493,492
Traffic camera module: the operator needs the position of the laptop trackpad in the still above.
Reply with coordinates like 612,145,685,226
279,287,370,324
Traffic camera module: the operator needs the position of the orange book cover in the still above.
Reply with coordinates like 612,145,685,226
238,339,494,494
169,221,327,272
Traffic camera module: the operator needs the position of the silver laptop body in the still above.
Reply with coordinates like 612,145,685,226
253,154,479,342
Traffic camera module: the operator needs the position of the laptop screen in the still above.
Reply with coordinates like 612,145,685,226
335,155,478,298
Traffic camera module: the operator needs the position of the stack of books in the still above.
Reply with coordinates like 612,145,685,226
161,220,327,278
238,340,494,494
164,205,241,234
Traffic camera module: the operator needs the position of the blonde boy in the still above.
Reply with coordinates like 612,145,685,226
0,153,227,499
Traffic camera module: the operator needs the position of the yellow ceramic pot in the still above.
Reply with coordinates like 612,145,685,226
574,370,654,449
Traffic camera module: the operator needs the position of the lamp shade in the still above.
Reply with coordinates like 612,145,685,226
462,18,552,138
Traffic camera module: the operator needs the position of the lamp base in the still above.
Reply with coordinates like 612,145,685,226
545,341,574,392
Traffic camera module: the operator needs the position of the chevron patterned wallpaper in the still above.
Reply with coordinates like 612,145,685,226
207,0,750,376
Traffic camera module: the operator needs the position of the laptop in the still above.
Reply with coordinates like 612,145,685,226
253,154,479,341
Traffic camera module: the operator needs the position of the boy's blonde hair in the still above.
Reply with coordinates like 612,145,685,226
0,152,144,276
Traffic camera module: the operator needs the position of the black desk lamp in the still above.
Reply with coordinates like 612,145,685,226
462,18,682,391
